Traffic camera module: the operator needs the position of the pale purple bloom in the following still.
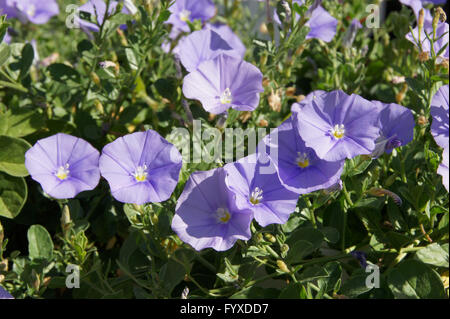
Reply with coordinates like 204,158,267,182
171,168,253,251
371,101,415,158
205,23,246,58
0,0,59,24
430,85,449,149
99,130,182,204
350,251,368,268
175,29,243,72
274,0,337,43
343,18,363,48
167,0,216,33
291,90,326,114
1,29,10,43
224,153,299,227
294,90,380,162
260,117,344,194
406,21,449,59
183,54,264,114
438,147,449,192
0,286,13,299
25,133,100,199
76,0,129,33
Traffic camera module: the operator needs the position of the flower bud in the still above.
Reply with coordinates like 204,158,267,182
418,9,425,30
268,89,282,112
264,233,276,243
276,260,290,273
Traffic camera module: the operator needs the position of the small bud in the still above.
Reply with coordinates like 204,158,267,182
281,244,289,254
418,115,428,126
276,260,290,273
181,286,189,299
259,22,268,34
259,119,269,127
0,274,4,283
60,205,72,234
0,259,8,272
418,9,425,30
268,89,282,112
94,100,104,114
395,83,408,104
436,7,446,22
262,77,270,88
90,72,101,87
285,87,296,96
239,111,252,123
296,94,306,103
264,233,276,243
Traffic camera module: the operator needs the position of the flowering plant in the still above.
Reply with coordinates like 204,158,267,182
0,0,448,300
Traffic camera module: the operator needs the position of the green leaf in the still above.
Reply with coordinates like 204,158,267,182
0,135,31,177
18,43,34,79
0,42,11,66
343,155,372,177
286,227,324,263
27,224,54,260
47,63,80,84
0,109,44,137
387,259,446,299
415,243,449,268
159,259,186,295
279,282,306,299
340,272,373,298
0,172,27,219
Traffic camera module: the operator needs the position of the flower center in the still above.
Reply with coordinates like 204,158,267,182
331,124,345,139
133,165,148,182
220,88,232,104
179,9,191,22
55,164,70,180
26,4,36,17
216,207,231,223
386,138,402,150
296,152,310,168
250,187,263,205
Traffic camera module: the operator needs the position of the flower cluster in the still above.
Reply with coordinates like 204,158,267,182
25,131,182,204
0,0,59,25
165,0,264,115
172,89,418,251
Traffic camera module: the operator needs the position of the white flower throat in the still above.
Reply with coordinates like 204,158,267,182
296,152,309,168
331,124,345,139
220,88,232,104
250,187,263,205
216,207,231,223
133,164,148,182
179,9,191,22
55,164,70,180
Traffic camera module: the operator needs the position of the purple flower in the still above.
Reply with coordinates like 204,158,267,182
25,133,100,199
205,23,246,58
175,29,243,73
182,54,264,114
99,130,182,204
274,0,337,43
293,90,380,162
399,0,447,27
371,101,415,158
343,18,363,48
260,117,344,194
76,0,129,33
171,168,253,251
430,85,449,149
0,0,59,24
224,153,299,227
0,286,13,299
166,0,216,33
350,251,368,268
438,147,449,192
1,29,11,43
406,21,449,60
291,90,327,114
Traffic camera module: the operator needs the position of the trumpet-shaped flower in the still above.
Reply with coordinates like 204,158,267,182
430,84,449,149
167,0,216,33
0,0,59,24
176,29,243,72
99,130,182,204
293,90,380,161
260,117,344,194
75,0,130,33
25,133,100,199
224,153,299,227
371,101,415,158
171,168,253,251
205,23,246,58
183,54,264,114
406,21,449,60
